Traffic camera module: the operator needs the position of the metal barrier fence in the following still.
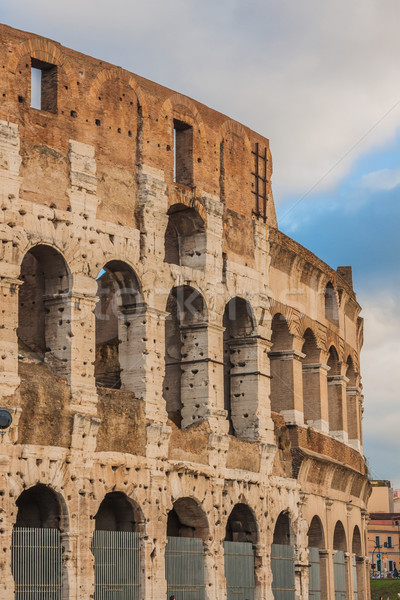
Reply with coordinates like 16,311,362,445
11,527,62,600
308,546,321,600
165,536,205,600
333,550,347,600
223,540,255,600
271,543,295,600
91,530,141,600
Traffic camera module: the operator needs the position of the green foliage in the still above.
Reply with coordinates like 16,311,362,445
370,578,400,599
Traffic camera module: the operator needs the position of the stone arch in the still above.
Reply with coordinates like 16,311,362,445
273,510,293,545
346,356,361,448
167,497,209,540
18,243,72,377
164,285,208,428
333,520,347,552
271,511,296,599
160,94,206,140
352,525,362,555
302,328,324,427
223,297,255,435
12,484,69,600
307,515,325,549
269,313,296,416
95,260,143,389
164,202,206,268
94,491,145,533
327,345,346,438
325,281,339,324
219,119,252,152
88,68,149,120
225,502,258,544
8,36,75,82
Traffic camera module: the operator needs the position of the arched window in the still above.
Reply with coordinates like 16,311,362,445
301,329,322,427
95,261,142,389
352,525,364,600
308,516,327,599
271,512,295,599
18,245,71,377
324,282,339,324
12,485,65,599
223,297,254,435
346,357,360,449
164,203,206,269
269,314,295,415
224,503,257,599
333,521,348,599
92,493,143,600
327,346,345,438
164,285,207,428
165,498,208,599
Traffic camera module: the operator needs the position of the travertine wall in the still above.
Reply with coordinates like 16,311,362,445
0,24,370,600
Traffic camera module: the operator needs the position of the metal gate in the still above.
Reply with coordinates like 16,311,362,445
333,550,347,600
271,543,295,600
11,527,62,600
352,555,358,600
165,536,205,600
308,547,321,600
223,541,255,600
91,530,141,600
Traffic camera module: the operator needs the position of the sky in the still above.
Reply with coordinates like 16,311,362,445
1,0,399,487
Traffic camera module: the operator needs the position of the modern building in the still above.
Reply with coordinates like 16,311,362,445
0,24,370,600
368,481,400,575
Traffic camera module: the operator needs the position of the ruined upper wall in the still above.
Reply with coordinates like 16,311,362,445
0,24,277,233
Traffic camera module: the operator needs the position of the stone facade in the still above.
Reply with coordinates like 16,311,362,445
0,24,370,600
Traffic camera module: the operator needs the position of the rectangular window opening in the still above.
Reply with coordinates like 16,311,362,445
31,58,58,113
173,119,193,186
375,535,381,548
388,536,393,548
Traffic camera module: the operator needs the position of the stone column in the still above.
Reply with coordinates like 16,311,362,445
302,363,330,433
269,347,305,426
0,276,21,397
319,549,330,600
228,336,274,443
327,374,349,443
344,551,352,600
180,322,228,432
347,386,362,451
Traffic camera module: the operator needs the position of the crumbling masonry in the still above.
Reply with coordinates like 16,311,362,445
0,24,370,600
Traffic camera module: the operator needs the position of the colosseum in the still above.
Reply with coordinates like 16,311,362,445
0,24,370,600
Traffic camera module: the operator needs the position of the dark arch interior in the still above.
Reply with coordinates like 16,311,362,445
95,492,139,532
95,260,142,389
327,346,340,376
167,497,208,540
225,503,257,545
18,245,70,357
352,525,362,554
273,512,291,545
15,484,61,529
164,204,206,267
325,282,339,323
302,329,320,363
308,515,325,548
333,521,347,551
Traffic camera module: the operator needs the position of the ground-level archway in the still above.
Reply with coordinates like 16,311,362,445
91,492,144,600
224,503,257,600
165,498,208,600
307,515,327,600
11,484,66,600
333,520,348,600
271,511,295,600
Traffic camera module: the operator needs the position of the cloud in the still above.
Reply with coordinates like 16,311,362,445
361,166,400,191
3,0,400,200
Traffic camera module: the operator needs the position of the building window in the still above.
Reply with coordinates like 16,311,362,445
387,536,393,548
30,58,58,113
173,119,193,186
375,535,381,548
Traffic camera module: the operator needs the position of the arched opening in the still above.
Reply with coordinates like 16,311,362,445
223,298,254,435
269,314,294,415
164,286,207,428
352,525,363,600
271,512,295,599
327,346,345,438
18,245,71,377
224,503,257,600
302,329,322,427
165,498,208,599
324,282,339,324
92,493,143,600
333,521,348,600
95,260,142,389
12,485,65,599
346,357,360,448
164,203,206,269
308,516,327,600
